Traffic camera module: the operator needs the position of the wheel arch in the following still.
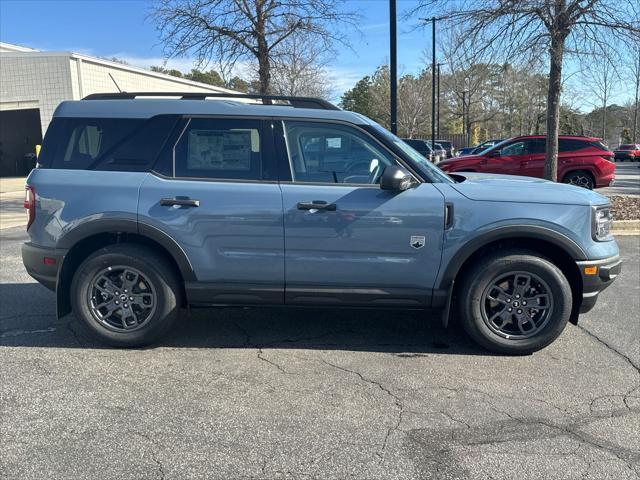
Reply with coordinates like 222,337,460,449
439,227,585,326
56,220,194,317
562,168,596,185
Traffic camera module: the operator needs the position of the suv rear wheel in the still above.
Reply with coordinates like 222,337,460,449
563,171,595,190
457,249,572,354
70,244,181,347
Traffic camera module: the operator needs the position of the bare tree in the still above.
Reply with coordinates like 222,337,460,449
269,34,334,99
579,44,619,143
628,45,640,142
151,0,357,94
409,1,640,181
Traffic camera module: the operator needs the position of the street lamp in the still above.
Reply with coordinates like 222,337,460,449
420,16,442,146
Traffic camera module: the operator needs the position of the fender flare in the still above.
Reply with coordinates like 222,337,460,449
57,218,196,281
437,224,586,290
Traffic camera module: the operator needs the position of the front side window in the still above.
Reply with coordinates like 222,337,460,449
501,141,527,156
283,121,394,184
174,118,262,180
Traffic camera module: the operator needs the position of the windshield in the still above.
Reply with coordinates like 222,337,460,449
369,123,452,183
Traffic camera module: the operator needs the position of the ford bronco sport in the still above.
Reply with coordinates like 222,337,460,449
22,93,621,354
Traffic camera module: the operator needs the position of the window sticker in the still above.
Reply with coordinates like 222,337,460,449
187,130,253,170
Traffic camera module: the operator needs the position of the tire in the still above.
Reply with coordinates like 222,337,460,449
563,171,595,190
457,249,572,355
70,244,181,347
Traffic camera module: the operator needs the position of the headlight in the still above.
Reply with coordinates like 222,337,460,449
593,205,613,241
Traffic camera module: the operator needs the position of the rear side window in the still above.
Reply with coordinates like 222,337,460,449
173,118,263,180
559,139,589,152
39,116,178,171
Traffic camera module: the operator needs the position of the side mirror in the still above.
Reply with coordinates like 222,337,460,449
488,149,501,157
380,165,414,191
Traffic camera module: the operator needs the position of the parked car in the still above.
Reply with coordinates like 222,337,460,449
614,144,640,161
457,139,504,157
427,141,447,163
439,135,615,189
402,138,434,162
22,93,620,354
436,140,455,158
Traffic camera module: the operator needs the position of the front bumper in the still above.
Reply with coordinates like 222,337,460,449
576,255,622,313
22,242,67,291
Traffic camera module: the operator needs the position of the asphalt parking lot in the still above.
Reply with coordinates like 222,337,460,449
1,172,639,479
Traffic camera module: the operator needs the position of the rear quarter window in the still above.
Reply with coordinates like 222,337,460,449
38,116,179,171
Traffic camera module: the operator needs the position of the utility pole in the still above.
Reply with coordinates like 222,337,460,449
462,89,467,146
634,48,640,143
437,63,442,139
431,17,436,146
389,0,397,134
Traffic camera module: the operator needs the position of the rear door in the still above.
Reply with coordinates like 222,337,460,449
138,117,284,304
518,138,546,178
278,120,445,307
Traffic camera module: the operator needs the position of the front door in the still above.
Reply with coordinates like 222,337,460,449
481,140,528,175
138,117,284,304
278,120,445,307
519,138,546,178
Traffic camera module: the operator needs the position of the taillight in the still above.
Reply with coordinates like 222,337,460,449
24,186,36,230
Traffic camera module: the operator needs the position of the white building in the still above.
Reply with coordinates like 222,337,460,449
0,42,235,176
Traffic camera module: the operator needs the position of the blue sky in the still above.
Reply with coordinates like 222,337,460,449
0,0,629,108
0,0,432,100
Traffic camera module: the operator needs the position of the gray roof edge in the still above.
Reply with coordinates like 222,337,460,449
53,99,370,124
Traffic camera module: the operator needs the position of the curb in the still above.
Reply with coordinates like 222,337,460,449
612,220,640,236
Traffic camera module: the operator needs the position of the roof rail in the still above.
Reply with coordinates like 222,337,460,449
82,92,340,110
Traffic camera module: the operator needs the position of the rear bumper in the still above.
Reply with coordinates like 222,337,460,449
21,242,67,291
576,255,621,313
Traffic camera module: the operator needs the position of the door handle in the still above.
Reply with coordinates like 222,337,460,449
297,201,336,211
160,197,200,207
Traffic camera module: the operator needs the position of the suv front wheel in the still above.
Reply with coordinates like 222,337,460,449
70,244,181,347
457,249,572,354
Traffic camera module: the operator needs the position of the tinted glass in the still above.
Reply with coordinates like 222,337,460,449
527,139,546,154
99,115,179,171
559,139,588,152
619,144,634,150
437,141,452,149
174,118,262,180
284,121,394,184
39,116,179,171
46,118,143,169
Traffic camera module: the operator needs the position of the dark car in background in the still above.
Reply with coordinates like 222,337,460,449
614,144,640,161
457,139,504,157
438,135,615,189
402,138,434,162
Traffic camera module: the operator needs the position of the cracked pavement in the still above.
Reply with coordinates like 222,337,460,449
1,225,639,479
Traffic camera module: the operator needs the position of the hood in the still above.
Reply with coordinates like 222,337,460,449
449,172,609,206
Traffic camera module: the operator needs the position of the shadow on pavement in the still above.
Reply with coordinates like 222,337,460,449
0,282,489,356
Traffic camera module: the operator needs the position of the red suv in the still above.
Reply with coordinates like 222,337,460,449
438,135,615,189
614,144,640,161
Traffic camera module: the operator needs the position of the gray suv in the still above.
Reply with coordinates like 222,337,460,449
22,93,621,354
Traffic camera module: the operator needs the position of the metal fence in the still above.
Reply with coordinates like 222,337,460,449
415,133,470,149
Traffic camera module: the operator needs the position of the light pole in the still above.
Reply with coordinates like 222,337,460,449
436,63,442,140
389,0,397,134
431,17,436,146
420,16,442,145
